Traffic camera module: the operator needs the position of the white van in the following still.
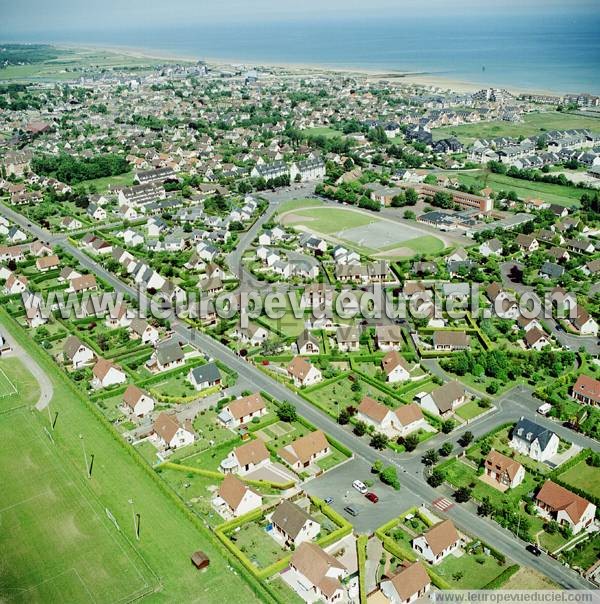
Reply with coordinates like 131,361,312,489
537,403,552,416
352,480,367,494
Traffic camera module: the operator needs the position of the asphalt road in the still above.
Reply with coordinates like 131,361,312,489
1,201,596,589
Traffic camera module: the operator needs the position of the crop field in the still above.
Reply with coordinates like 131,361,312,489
432,111,600,144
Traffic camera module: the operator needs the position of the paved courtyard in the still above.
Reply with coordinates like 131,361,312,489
303,457,422,533
336,221,427,250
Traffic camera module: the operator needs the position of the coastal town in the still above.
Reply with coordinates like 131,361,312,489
1,43,600,603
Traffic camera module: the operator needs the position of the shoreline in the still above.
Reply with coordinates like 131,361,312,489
56,42,566,96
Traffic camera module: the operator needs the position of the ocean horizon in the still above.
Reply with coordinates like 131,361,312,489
3,13,600,94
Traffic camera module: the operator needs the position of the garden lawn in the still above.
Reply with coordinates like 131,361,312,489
435,552,510,589
455,399,488,421
442,459,540,508
306,373,400,417
0,309,273,603
556,459,600,500
562,535,600,570
316,448,348,472
229,522,287,569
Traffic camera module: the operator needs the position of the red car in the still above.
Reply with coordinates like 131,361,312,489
365,492,379,503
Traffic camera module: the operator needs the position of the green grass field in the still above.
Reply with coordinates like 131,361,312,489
447,170,583,207
556,459,600,500
0,310,274,603
433,111,600,144
275,198,326,215
0,357,40,408
281,207,377,234
302,127,344,139
78,172,135,193
0,409,154,602
280,205,445,257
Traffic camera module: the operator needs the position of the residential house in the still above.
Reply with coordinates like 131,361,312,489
216,474,262,518
479,238,503,257
572,374,600,407
278,430,330,471
335,326,360,352
287,356,322,388
535,481,596,534
289,542,347,604
510,417,559,462
381,561,431,604
270,500,320,547
152,338,185,372
221,439,270,475
412,520,460,565
484,450,525,489
569,305,598,336
524,327,550,351
35,254,60,272
122,385,155,417
375,325,403,351
296,330,320,355
432,331,470,351
417,381,466,418
152,412,195,450
188,362,221,391
63,335,95,369
218,393,267,428
91,358,127,389
129,318,159,345
381,350,411,383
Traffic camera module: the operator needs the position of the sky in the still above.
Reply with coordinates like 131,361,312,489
1,0,595,35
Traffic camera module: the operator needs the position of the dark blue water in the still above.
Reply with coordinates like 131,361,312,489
5,14,600,93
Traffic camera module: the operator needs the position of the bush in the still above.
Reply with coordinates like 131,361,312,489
380,466,400,490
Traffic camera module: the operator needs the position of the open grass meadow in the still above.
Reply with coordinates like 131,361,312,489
432,111,600,145
0,309,275,603
281,207,378,234
447,170,584,208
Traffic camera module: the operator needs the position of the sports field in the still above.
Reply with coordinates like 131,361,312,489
432,111,600,145
0,409,153,602
0,356,40,408
280,205,445,257
0,310,274,603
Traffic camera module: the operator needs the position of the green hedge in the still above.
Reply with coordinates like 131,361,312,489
482,564,519,589
357,535,368,604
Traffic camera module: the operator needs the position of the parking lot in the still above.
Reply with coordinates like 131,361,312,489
303,457,422,533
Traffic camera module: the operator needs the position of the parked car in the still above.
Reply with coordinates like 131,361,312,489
352,480,367,494
344,505,359,517
365,492,379,503
324,497,334,505
526,544,542,557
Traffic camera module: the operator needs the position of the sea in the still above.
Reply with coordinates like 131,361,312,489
5,13,600,94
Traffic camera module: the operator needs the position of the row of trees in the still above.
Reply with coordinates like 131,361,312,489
31,153,130,185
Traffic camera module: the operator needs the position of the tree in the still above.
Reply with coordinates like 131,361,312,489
276,401,298,423
459,431,474,447
338,408,351,425
371,459,384,474
403,433,419,452
405,188,418,205
422,449,439,466
440,442,454,457
477,496,494,517
370,432,388,450
353,420,367,437
380,466,400,490
427,468,445,488
441,419,455,434
454,486,472,503
403,209,416,220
